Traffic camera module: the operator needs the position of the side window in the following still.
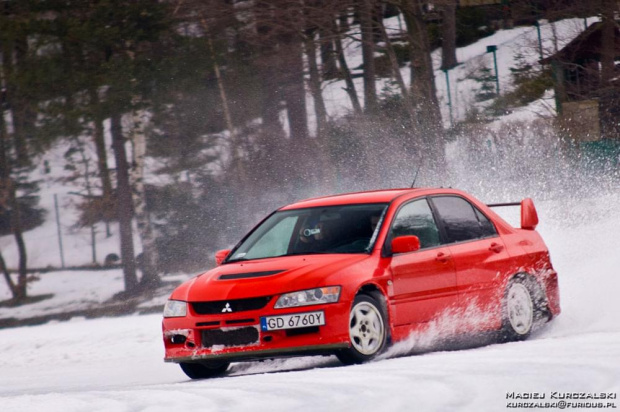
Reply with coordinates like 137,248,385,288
474,208,497,238
390,199,440,249
431,196,496,243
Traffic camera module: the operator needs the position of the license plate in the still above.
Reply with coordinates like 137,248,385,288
260,311,325,331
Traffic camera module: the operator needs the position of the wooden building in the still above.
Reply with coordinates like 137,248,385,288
541,22,620,141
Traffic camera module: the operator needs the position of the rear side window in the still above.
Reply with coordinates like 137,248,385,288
390,199,440,249
431,196,497,243
474,208,497,238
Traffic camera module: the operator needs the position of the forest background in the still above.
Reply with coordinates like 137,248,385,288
0,0,618,302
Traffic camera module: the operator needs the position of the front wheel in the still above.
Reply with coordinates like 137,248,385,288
179,361,230,380
337,294,387,365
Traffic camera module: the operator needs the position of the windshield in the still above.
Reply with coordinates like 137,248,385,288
226,203,388,263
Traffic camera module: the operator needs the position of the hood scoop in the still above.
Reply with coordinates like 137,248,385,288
218,270,285,280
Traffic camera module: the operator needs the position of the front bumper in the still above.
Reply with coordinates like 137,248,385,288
162,300,350,363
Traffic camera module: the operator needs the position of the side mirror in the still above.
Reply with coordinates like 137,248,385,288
391,235,421,254
521,198,539,230
215,249,231,266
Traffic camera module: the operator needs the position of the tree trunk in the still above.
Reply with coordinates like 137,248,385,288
71,135,98,264
0,96,7,182
334,21,362,114
0,43,28,299
278,0,308,140
253,0,285,142
377,19,409,100
440,1,458,71
401,0,446,174
339,10,350,33
360,0,378,113
110,112,139,293
305,32,328,137
88,87,113,206
600,0,616,84
282,35,309,140
1,37,27,167
130,108,160,289
0,105,18,300
199,15,245,181
11,31,32,167
0,251,17,299
8,179,28,300
319,27,338,78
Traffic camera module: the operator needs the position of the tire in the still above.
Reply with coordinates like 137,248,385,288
337,293,388,365
499,275,547,342
179,361,230,380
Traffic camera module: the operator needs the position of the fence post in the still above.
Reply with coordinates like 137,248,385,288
487,45,500,95
54,194,65,268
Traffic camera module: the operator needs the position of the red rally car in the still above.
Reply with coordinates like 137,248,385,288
162,188,561,379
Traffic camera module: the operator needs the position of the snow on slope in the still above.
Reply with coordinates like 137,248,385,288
316,17,589,130
0,138,136,270
0,193,619,412
0,269,124,319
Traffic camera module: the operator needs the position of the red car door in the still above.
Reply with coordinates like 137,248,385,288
388,198,459,325
429,196,512,326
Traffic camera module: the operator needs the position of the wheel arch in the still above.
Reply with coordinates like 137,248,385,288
356,283,388,310
355,282,392,341
506,272,549,310
503,271,551,325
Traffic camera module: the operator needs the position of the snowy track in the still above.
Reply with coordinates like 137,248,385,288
1,194,619,411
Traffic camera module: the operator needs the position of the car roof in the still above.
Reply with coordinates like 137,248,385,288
280,188,426,210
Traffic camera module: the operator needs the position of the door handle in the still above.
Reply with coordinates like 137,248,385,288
489,242,504,253
435,252,450,263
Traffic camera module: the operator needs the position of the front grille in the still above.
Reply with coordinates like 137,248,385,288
202,327,259,348
225,318,255,325
192,296,272,315
196,321,220,327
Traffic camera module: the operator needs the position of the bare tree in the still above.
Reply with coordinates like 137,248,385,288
439,0,458,70
600,0,617,83
305,30,329,135
360,0,378,113
110,112,139,293
399,0,446,171
333,17,363,113
130,108,160,288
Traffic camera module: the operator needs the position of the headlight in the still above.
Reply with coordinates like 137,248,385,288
163,300,187,318
274,286,341,309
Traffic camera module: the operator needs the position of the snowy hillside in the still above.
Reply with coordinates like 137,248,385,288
317,17,591,129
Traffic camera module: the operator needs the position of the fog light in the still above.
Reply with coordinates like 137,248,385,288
170,334,187,344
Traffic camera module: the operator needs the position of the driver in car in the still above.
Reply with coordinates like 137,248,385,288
298,220,337,252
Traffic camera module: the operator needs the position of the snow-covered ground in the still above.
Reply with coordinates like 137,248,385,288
1,192,619,411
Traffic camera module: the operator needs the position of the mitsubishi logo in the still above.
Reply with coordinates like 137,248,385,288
222,303,233,313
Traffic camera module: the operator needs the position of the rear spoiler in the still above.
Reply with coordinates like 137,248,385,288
487,198,539,230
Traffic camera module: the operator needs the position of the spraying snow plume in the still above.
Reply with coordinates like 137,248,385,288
380,299,497,360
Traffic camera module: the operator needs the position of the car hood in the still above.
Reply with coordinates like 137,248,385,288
171,254,371,302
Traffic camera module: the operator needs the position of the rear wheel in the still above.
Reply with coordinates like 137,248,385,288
337,294,387,365
179,361,230,379
500,275,546,342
